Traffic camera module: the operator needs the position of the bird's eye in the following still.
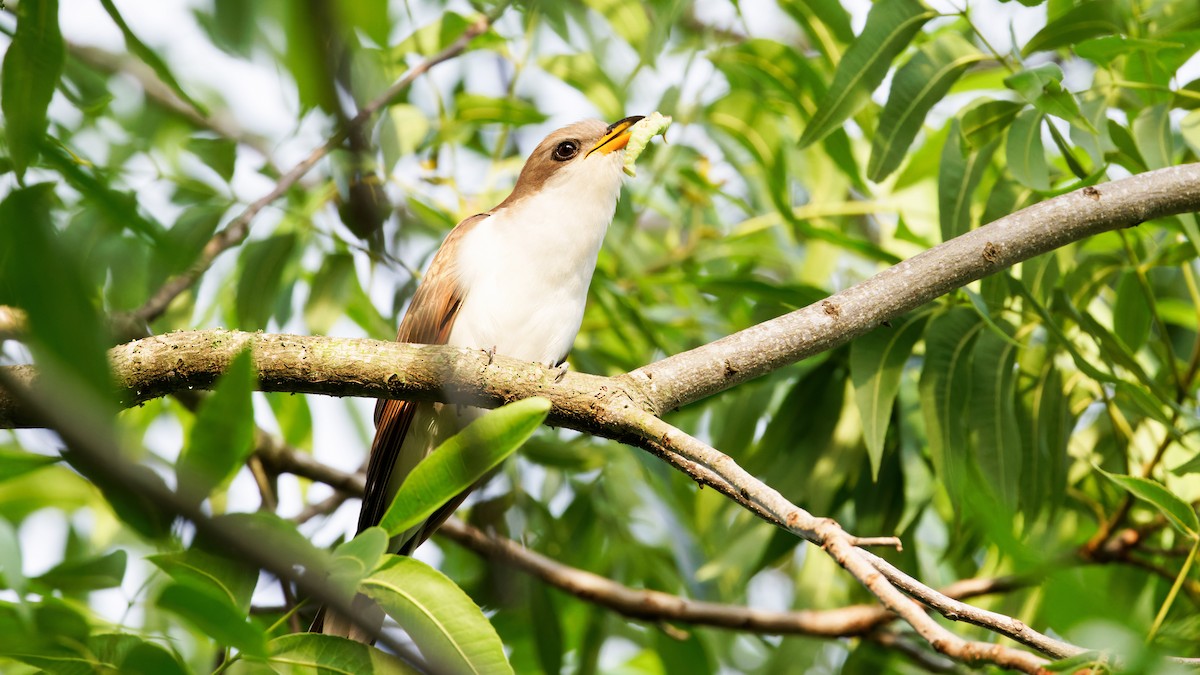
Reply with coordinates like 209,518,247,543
552,140,579,161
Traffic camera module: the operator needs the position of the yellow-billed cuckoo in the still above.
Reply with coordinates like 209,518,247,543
318,116,644,641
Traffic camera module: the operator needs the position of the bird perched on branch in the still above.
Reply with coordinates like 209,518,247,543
317,116,646,641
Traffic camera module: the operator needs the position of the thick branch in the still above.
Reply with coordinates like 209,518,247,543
630,165,1200,413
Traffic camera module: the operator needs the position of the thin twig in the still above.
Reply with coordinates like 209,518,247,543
126,14,496,325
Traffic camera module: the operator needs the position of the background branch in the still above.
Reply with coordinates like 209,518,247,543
125,13,496,325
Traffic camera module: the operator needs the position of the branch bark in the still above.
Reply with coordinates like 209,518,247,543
6,165,1200,671
630,164,1200,413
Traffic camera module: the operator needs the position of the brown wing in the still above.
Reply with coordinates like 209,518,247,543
356,213,488,534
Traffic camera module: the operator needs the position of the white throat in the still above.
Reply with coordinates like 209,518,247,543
448,158,624,366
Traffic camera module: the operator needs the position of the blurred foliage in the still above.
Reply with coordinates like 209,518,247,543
1,0,1200,672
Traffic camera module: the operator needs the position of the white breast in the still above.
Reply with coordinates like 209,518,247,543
448,158,623,366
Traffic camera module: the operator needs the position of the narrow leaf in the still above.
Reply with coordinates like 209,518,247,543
99,0,208,116
1097,469,1199,538
235,233,297,330
380,397,551,537
330,527,389,597
919,308,983,505
960,99,1024,150
363,556,514,675
1006,108,1050,191
263,634,417,674
970,323,1023,510
851,313,929,478
1021,0,1121,56
0,448,59,484
157,582,267,657
1112,270,1152,351
33,550,126,593
938,121,999,241
1,0,64,179
1133,103,1173,170
869,34,982,181
176,349,256,506
798,0,935,148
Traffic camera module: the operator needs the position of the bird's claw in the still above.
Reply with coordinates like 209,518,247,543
484,345,497,366
553,363,569,383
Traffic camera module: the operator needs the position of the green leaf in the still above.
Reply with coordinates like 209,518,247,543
583,0,649,48
1076,36,1185,66
1112,270,1152,351
1,0,65,179
39,140,166,243
0,518,25,594
186,136,237,182
960,99,1024,150
530,581,564,675
1097,469,1200,538
970,323,1023,510
1017,354,1068,517
32,549,126,593
539,54,624,121
157,582,267,657
1004,64,1091,130
304,253,358,335
381,104,431,170
919,308,983,505
798,0,935,148
0,185,113,397
99,0,208,116
939,123,1000,241
236,233,297,330
1021,0,1122,56
282,2,337,113
1005,108,1050,191
851,313,928,479
781,0,855,53
363,556,514,675
453,94,548,127
330,527,389,597
0,448,59,484
380,397,551,537
266,391,313,452
392,12,501,58
337,0,390,47
868,33,982,181
708,39,817,119
176,349,256,506
148,545,259,613
1133,103,1173,170
119,641,188,675
260,633,418,674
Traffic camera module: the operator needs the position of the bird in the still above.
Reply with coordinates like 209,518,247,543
316,116,645,641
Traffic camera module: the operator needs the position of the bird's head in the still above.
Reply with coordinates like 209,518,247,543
497,116,644,211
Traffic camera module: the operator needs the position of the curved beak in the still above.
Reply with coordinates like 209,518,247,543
587,115,645,156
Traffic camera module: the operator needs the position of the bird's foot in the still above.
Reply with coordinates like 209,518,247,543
553,362,570,383
484,345,497,366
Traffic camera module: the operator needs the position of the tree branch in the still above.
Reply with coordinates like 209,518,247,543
250,408,1066,671
438,518,1024,638
125,13,496,325
6,164,1200,671
630,165,1200,413
66,42,278,168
